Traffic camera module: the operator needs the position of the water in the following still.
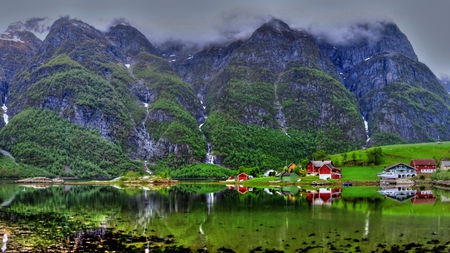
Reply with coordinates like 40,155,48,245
0,182,450,252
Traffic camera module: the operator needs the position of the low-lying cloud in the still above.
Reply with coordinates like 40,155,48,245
305,20,391,46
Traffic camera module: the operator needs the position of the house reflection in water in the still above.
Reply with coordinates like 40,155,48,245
378,187,417,202
306,188,342,205
411,190,436,204
227,185,253,194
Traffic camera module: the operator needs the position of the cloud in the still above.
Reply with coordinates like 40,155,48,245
5,17,53,38
212,7,272,42
109,18,130,28
306,20,391,46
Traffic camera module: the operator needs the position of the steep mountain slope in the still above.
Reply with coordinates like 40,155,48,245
317,22,450,144
0,17,448,175
1,17,205,176
174,19,366,167
0,28,42,128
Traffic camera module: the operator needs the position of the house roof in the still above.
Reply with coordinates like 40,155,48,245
411,159,436,166
311,160,332,167
441,161,450,167
384,162,416,172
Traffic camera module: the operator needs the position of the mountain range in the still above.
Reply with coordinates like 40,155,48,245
0,17,448,177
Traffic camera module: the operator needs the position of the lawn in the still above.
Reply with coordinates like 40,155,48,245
332,141,450,168
340,166,385,181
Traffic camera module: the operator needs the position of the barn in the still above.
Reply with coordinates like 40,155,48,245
410,159,437,177
318,164,342,180
305,160,333,175
237,173,249,181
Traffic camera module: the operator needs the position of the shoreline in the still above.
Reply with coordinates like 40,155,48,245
12,176,443,188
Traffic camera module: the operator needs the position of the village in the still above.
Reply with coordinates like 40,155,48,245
223,158,447,206
225,158,449,185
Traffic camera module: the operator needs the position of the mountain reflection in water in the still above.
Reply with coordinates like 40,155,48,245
0,182,449,252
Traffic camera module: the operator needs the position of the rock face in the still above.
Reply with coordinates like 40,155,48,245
4,17,205,167
0,17,449,172
317,22,450,144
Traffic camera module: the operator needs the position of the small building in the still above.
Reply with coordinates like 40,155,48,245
287,163,296,172
410,159,437,177
237,173,249,181
279,172,299,182
440,161,450,170
306,160,333,175
377,163,417,180
318,164,342,180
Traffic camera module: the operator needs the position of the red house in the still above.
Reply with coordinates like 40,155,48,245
318,164,342,180
305,160,333,175
410,159,437,177
237,172,249,181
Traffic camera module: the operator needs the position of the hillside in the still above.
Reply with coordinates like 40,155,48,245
0,17,449,177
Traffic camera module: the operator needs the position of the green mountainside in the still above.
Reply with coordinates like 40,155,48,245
0,17,448,177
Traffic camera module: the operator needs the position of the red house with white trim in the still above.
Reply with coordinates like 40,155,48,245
237,173,249,181
306,160,333,175
318,164,342,180
410,159,436,177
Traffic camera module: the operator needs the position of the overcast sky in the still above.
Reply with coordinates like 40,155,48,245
1,0,449,78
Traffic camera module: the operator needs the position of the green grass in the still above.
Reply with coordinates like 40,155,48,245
333,141,450,167
329,141,450,181
341,166,385,180
381,142,450,163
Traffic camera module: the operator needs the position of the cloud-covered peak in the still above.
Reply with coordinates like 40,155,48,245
5,17,51,39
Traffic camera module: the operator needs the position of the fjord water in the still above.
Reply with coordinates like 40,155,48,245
0,182,450,252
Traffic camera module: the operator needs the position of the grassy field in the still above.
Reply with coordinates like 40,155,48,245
328,141,450,181
333,141,450,166
340,166,384,180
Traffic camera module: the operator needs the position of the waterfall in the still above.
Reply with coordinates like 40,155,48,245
2,97,8,125
362,116,370,144
198,97,216,164
205,142,215,164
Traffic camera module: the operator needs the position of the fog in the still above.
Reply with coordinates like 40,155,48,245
0,0,448,77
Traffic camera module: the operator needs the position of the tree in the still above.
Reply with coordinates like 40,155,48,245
313,149,330,161
341,153,348,162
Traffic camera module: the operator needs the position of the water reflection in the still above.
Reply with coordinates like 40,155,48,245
377,187,438,204
377,186,417,202
412,189,436,204
306,188,342,205
0,183,449,252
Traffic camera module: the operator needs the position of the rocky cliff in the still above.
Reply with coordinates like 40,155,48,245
316,22,450,144
0,17,448,175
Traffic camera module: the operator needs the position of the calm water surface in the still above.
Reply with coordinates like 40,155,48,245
0,181,449,252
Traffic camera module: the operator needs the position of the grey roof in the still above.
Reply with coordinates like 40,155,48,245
384,162,416,172
441,161,450,167
311,160,332,167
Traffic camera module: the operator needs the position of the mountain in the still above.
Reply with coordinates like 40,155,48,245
0,17,449,177
316,22,450,145
0,17,205,177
